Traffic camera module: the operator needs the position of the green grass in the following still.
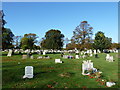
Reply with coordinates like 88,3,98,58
2,52,119,88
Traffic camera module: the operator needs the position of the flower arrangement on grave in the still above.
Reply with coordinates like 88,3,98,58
84,68,102,78
94,72,101,78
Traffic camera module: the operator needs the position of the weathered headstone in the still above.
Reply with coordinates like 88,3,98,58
30,55,34,59
22,55,27,59
23,66,34,78
37,56,43,59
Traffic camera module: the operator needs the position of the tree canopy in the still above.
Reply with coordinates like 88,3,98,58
1,10,14,50
93,31,112,51
72,21,93,44
41,29,64,50
20,33,38,50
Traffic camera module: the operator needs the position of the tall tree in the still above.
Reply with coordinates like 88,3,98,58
1,10,14,50
0,10,6,28
72,21,93,44
20,33,38,50
93,31,112,52
41,29,64,50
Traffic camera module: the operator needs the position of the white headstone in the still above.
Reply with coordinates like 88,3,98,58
109,56,113,62
97,49,101,53
63,55,68,59
7,49,12,57
75,55,79,59
55,59,62,63
23,66,34,78
76,50,79,53
94,50,96,54
89,49,92,54
106,54,114,62
37,56,43,59
87,50,89,54
106,82,115,87
82,60,94,75
43,51,46,55
90,54,93,57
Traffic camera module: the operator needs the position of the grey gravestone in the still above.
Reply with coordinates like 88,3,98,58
37,56,43,59
23,66,34,78
30,55,34,59
22,55,27,59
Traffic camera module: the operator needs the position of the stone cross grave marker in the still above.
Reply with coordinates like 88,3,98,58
23,66,34,78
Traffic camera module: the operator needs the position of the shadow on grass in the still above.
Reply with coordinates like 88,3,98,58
34,71,49,76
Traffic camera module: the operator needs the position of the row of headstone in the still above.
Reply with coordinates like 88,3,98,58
5,48,119,56
103,49,118,53
37,55,50,59
62,54,94,59
23,58,63,79
62,55,74,59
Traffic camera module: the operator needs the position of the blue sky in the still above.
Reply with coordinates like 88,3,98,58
2,2,118,43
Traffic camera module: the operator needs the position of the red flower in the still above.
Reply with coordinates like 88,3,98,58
89,76,94,78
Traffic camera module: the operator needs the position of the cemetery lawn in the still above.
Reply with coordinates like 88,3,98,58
2,52,119,88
